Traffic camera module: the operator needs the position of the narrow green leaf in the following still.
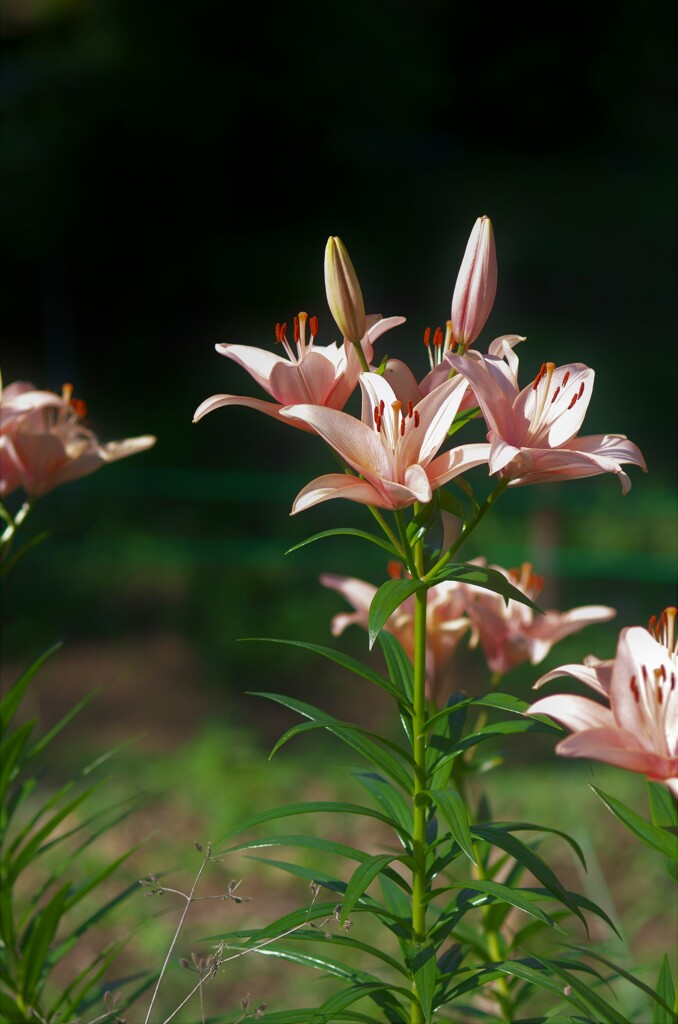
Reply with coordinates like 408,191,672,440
648,780,678,830
471,825,589,932
21,884,70,999
353,772,413,847
0,641,62,732
245,638,411,707
341,854,399,924
219,799,406,844
429,789,476,864
559,944,675,1021
286,527,399,559
591,785,678,859
0,530,50,578
448,405,480,437
269,718,414,771
24,688,101,762
251,691,412,792
252,945,410,1020
409,942,437,1022
0,722,34,805
378,631,414,705
430,562,543,613
369,579,425,650
526,953,630,1024
654,954,676,1024
427,880,557,928
216,834,411,894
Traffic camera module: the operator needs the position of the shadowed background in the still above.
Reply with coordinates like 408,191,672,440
1,0,677,735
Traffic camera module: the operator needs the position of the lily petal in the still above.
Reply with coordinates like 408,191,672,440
290,473,383,513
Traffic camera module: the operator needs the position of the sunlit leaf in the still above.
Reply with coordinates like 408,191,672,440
591,785,678,859
429,562,542,613
251,691,413,793
409,942,437,1022
245,637,411,707
428,789,476,864
286,526,399,559
368,579,425,650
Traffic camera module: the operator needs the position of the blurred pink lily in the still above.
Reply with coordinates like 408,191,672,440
321,569,471,705
193,312,404,429
451,215,498,348
529,609,678,796
446,349,646,493
466,561,616,676
281,371,491,512
0,381,155,498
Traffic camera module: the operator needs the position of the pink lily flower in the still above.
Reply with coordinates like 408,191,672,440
529,609,678,797
446,349,647,493
321,569,471,705
280,371,491,512
383,334,526,407
193,312,405,430
466,562,616,676
451,215,498,348
0,381,155,498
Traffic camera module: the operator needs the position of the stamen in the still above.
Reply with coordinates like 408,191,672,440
275,322,282,343
423,326,434,370
423,327,431,347
577,382,585,399
414,410,420,427
433,327,443,348
400,416,406,437
551,386,561,404
562,371,570,386
567,393,578,410
407,400,414,419
630,675,639,702
532,363,547,390
70,397,87,419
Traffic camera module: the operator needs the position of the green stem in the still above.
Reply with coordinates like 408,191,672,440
410,552,428,1024
422,476,509,582
367,505,404,559
394,510,417,577
0,500,32,550
351,338,370,373
473,845,513,1021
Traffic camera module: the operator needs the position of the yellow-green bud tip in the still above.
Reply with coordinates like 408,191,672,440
324,236,366,344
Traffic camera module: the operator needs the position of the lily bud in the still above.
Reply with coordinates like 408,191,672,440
324,236,366,344
451,215,497,347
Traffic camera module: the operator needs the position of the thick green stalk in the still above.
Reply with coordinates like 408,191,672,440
410,538,428,1024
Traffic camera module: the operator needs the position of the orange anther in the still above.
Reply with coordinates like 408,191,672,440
293,316,300,343
551,386,561,404
310,315,319,336
562,371,570,386
423,327,431,347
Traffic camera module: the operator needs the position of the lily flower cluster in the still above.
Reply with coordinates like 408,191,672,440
194,217,646,512
0,379,156,499
321,561,615,704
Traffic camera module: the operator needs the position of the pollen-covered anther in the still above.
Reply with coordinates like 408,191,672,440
293,316,300,343
423,327,431,347
309,315,319,338
407,400,414,418
414,410,420,427
70,397,87,419
630,674,640,702
433,327,443,349
562,371,570,386
550,386,561,404
532,363,547,390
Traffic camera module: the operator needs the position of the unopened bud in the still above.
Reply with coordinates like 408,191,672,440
324,236,366,344
451,215,497,347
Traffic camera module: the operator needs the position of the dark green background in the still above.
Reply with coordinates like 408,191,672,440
1,0,676,735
